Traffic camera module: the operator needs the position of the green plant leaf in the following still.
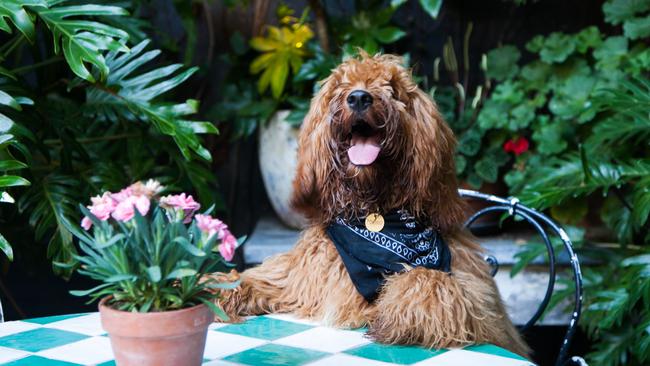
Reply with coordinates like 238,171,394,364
205,279,241,290
457,130,481,156
105,274,137,283
375,26,406,44
35,4,130,81
200,298,228,321
18,174,79,278
532,120,568,155
539,32,576,63
624,15,650,39
594,36,629,71
622,254,650,266
575,26,602,53
84,40,214,161
0,175,30,187
70,282,112,297
419,0,443,19
0,159,27,171
603,0,650,25
0,232,13,261
486,45,520,81
474,157,498,183
173,237,206,256
146,265,161,282
0,0,47,42
166,268,197,279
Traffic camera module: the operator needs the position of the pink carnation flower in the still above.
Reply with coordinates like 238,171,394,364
195,214,236,261
81,216,93,231
195,214,227,238
111,195,150,222
81,192,116,230
219,233,237,261
130,179,163,198
160,193,201,223
111,187,133,203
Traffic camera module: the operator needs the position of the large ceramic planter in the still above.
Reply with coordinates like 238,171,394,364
258,110,308,229
99,297,213,366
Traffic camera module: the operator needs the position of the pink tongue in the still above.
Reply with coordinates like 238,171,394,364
348,134,381,165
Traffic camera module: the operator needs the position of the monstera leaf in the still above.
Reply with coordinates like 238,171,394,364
0,1,130,82
36,4,130,81
0,0,47,42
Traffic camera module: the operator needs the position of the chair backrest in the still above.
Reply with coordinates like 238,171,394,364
459,189,585,366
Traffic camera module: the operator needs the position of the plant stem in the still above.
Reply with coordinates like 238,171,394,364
43,133,141,146
0,36,25,61
11,57,63,74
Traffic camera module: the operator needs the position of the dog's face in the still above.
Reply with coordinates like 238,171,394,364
291,53,465,232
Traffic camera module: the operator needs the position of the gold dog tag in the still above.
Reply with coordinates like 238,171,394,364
365,213,384,232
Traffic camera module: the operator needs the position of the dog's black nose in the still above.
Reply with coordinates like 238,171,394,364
347,90,373,113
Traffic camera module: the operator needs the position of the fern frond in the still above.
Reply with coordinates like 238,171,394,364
18,174,80,277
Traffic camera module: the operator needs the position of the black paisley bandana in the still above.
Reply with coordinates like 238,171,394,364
326,210,452,302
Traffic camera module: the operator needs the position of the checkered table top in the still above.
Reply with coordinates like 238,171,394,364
0,312,535,366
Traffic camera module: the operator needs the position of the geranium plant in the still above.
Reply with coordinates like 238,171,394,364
60,180,238,317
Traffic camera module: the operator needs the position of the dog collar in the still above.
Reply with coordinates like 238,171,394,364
326,210,452,302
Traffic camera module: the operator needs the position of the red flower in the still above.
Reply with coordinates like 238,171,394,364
503,137,529,156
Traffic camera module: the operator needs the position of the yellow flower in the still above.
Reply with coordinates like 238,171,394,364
250,23,314,99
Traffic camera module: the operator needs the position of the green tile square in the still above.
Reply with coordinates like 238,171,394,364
95,362,116,366
344,343,447,365
464,344,529,361
223,343,328,366
24,313,87,325
0,355,82,366
0,328,89,352
218,316,314,340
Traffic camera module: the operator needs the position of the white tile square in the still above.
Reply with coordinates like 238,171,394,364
44,313,105,336
306,354,395,366
0,346,30,363
413,349,535,366
274,326,370,353
203,330,267,359
35,336,113,365
264,313,321,326
0,321,40,337
208,322,229,330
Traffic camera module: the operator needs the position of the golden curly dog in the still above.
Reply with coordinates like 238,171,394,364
218,52,529,357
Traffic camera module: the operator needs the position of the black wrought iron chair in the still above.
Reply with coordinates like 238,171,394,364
459,189,586,366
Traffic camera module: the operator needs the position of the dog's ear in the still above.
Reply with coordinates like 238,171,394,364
404,88,466,232
290,77,335,221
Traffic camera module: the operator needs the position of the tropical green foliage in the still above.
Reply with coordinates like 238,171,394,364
0,0,217,275
474,1,650,364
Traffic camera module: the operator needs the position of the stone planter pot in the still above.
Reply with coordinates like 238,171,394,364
99,297,213,366
258,110,308,229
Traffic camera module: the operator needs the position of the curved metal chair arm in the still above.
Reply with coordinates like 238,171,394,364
458,189,584,366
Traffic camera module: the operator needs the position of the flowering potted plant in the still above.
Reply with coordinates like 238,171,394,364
61,180,238,366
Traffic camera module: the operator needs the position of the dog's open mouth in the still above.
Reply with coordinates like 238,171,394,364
347,120,381,166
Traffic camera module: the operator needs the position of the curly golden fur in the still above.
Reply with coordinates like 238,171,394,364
216,52,530,357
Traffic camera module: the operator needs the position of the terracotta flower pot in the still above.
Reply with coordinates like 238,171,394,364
99,297,213,366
